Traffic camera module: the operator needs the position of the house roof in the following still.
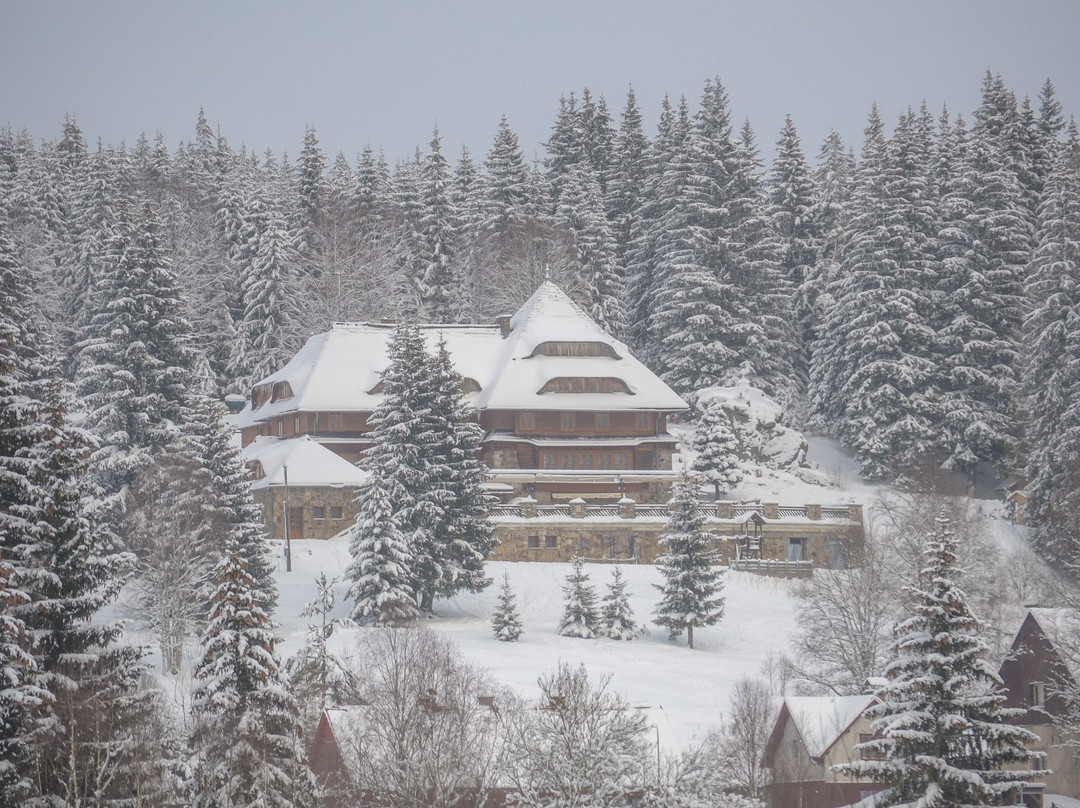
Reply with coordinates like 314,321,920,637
767,695,876,762
242,436,368,490
234,282,687,427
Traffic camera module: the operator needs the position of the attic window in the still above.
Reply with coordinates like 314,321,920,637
271,381,294,402
251,384,272,409
1030,683,1045,707
461,377,482,394
246,461,266,480
538,377,632,394
529,341,621,359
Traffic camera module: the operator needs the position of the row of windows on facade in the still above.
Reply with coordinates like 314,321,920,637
521,411,652,431
540,451,633,470
523,535,813,560
258,411,653,437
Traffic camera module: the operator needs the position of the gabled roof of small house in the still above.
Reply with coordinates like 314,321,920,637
999,609,1078,721
234,282,687,426
242,436,368,490
765,694,876,764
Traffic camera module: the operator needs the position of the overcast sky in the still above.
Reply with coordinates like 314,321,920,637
3,1,1079,168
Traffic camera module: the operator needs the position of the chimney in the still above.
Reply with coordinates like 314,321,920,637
495,314,513,338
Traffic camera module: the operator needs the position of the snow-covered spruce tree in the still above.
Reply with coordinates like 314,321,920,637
75,199,195,529
556,163,626,336
295,124,326,256
0,221,51,804
600,565,637,640
653,473,724,649
605,85,650,276
690,397,744,499
835,512,1042,806
191,542,315,808
418,127,464,322
426,336,494,606
347,478,419,625
766,115,818,399
285,573,360,737
181,389,278,612
19,348,171,803
232,184,302,391
559,556,600,639
491,571,523,642
347,322,431,622
429,332,496,600
480,116,530,235
1023,128,1080,572
811,107,941,481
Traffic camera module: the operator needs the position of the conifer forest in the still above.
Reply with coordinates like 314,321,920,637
2,67,1080,807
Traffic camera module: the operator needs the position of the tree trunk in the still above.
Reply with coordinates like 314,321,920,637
688,624,694,649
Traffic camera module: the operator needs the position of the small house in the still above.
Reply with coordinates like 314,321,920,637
764,694,884,808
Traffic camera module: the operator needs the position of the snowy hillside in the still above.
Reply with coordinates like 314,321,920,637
270,542,800,748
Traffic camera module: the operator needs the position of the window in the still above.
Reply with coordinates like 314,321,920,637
527,535,540,550
560,412,575,431
251,384,272,409
596,413,610,431
1030,682,1046,708
542,453,557,469
615,453,630,470
859,734,886,761
561,453,576,469
277,420,283,437
579,453,595,470
312,507,326,520
461,377,482,393
530,341,620,358
271,381,294,402
520,411,535,430
787,538,807,562
330,506,343,520
544,535,557,549
294,416,302,434
329,412,343,431
538,377,632,394
635,412,651,431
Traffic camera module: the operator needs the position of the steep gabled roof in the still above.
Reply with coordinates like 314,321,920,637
242,436,368,490
474,281,686,412
234,282,687,425
766,694,876,763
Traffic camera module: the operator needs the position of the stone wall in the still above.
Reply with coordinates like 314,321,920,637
253,485,360,541
491,519,864,568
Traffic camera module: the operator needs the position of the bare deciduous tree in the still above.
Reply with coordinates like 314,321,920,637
791,536,894,695
502,662,650,808
336,627,507,808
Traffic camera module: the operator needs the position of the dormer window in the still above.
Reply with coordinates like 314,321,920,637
529,341,620,359
271,381,294,402
461,377,482,394
251,384,272,409
538,377,632,394
246,461,266,480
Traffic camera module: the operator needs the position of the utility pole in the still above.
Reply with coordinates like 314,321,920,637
283,462,292,572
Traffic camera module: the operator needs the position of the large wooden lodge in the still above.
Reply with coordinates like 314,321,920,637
234,282,864,566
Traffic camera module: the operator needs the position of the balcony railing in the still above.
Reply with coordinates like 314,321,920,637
489,501,862,522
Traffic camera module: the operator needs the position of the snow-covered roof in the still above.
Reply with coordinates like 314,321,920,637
235,282,687,426
242,436,368,490
784,694,875,758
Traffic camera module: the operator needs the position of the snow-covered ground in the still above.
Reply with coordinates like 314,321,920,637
270,538,800,749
